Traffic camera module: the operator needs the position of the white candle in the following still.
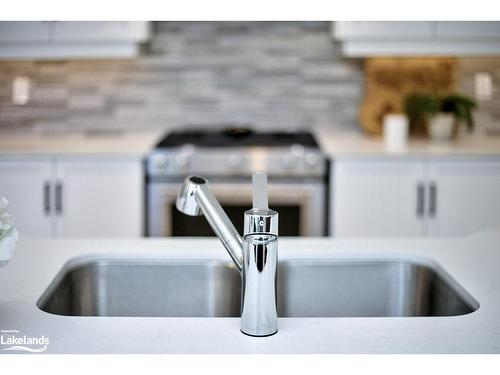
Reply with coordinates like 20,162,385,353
383,114,409,152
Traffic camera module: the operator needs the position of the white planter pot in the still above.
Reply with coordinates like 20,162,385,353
428,113,455,141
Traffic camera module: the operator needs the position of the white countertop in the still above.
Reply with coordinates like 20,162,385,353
1,128,500,161
0,131,162,159
1,231,500,354
314,127,500,159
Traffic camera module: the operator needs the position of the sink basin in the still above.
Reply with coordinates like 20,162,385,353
38,258,478,318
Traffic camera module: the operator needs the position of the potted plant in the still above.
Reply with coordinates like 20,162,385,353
404,93,477,141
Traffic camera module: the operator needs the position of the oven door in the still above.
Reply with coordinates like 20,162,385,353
147,180,326,237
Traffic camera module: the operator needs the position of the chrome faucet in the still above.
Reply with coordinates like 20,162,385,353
176,173,278,337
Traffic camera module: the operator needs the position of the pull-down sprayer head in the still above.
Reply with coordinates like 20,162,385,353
175,175,206,216
176,175,244,271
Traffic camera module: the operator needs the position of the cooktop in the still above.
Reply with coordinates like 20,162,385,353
155,128,319,149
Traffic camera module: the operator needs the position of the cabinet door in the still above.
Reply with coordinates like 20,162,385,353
52,21,149,42
0,160,54,237
332,159,426,237
55,160,143,237
0,21,50,42
427,160,500,236
333,22,433,40
436,22,500,39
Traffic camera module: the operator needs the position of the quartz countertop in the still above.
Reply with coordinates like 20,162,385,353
313,127,500,159
1,229,500,354
1,128,500,160
0,130,163,159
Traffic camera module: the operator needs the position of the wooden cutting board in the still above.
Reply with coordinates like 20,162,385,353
360,57,457,135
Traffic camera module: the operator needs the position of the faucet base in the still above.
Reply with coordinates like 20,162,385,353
240,330,278,338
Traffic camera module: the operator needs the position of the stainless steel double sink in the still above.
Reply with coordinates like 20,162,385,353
37,258,479,318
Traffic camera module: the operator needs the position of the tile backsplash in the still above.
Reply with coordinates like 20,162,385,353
457,58,500,132
0,22,363,133
0,21,499,134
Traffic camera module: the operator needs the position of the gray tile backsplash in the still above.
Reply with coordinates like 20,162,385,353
0,21,364,133
0,22,499,134
457,58,500,131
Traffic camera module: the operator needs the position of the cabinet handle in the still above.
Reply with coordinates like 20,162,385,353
428,182,437,218
416,182,425,218
55,181,63,216
43,182,51,215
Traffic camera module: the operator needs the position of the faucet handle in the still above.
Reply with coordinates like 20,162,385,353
244,172,278,236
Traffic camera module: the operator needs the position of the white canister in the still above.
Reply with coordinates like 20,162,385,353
383,114,409,152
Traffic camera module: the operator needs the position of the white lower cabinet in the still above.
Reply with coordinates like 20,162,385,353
331,158,500,237
427,161,500,236
332,159,426,237
0,157,143,238
54,160,143,237
0,158,55,237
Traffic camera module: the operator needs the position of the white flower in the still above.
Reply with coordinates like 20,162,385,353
0,197,18,267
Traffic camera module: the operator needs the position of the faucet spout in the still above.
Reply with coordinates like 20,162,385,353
176,173,278,337
176,175,244,271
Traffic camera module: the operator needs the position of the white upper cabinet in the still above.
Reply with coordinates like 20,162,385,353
52,21,149,42
334,22,433,40
435,22,500,39
332,21,500,56
0,22,50,42
0,21,150,60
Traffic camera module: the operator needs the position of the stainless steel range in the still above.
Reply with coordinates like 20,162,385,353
146,128,329,237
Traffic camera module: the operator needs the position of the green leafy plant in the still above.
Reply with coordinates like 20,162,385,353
404,93,440,127
404,93,477,132
441,94,477,131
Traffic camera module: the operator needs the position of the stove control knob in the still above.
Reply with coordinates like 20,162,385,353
227,155,244,170
305,152,320,167
154,155,169,170
176,155,191,170
281,153,297,170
